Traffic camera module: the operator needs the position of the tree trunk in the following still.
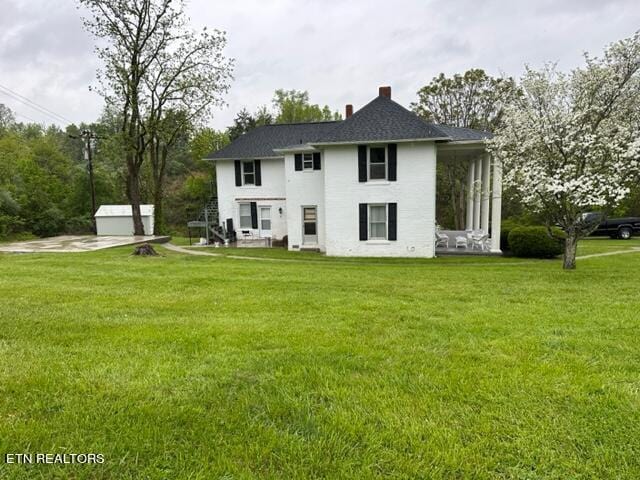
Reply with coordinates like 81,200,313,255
126,161,145,236
153,185,165,235
150,142,168,236
563,233,579,270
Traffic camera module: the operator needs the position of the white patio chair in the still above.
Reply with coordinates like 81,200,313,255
455,235,468,249
435,230,449,248
470,231,489,251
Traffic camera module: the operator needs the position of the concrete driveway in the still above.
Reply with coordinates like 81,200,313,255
0,235,169,253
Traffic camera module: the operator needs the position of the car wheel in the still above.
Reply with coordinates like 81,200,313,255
618,227,632,240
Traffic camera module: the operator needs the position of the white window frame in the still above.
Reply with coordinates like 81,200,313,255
302,153,314,170
239,203,252,229
368,203,387,240
242,160,255,185
368,145,387,181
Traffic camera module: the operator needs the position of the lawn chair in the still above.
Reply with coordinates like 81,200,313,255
435,230,449,249
455,234,468,249
240,230,253,239
470,231,489,251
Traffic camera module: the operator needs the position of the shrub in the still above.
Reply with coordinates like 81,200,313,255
500,219,521,251
65,215,94,235
32,207,66,237
508,226,564,258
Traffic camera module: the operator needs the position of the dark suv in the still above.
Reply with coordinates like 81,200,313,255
586,212,640,239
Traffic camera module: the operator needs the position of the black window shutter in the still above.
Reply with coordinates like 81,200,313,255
358,145,367,182
226,218,234,234
250,202,258,229
313,152,321,170
234,160,242,186
388,203,397,241
388,143,397,181
294,154,302,171
359,203,368,241
254,160,262,186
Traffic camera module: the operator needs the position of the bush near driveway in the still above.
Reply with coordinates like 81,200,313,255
508,226,564,258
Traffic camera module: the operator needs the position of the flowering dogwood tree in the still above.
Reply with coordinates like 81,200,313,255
490,32,640,269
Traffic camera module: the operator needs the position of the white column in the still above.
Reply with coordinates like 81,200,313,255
481,153,491,233
490,155,503,252
466,160,475,230
473,156,482,230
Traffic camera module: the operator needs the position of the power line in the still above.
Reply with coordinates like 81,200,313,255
13,111,40,123
0,82,75,125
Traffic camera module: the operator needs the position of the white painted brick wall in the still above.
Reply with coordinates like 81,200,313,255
323,142,437,257
283,152,325,250
215,158,287,239
215,142,437,256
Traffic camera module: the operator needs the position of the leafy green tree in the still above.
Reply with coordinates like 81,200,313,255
412,69,520,229
0,104,15,132
273,89,341,123
227,108,259,141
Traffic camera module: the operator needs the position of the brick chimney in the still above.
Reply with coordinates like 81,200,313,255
345,104,353,118
379,86,391,98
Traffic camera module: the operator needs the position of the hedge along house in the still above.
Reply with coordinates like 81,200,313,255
206,86,502,257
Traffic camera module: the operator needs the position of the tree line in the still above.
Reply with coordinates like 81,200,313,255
2,0,639,271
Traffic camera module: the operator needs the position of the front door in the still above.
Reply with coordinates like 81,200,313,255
259,206,271,238
302,206,318,244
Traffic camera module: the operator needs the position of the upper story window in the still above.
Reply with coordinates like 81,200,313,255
368,146,387,180
234,160,262,187
294,152,321,171
242,161,255,185
303,153,314,170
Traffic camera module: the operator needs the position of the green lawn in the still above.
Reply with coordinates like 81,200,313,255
1,243,639,479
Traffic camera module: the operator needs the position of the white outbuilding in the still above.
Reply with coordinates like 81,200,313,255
95,205,155,236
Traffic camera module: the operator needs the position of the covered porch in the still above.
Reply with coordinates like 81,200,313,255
435,142,502,255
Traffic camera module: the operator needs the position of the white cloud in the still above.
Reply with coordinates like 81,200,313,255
0,0,638,128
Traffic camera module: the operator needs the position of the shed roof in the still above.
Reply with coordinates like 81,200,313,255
95,205,154,217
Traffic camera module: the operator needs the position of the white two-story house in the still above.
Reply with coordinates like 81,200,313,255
206,86,502,257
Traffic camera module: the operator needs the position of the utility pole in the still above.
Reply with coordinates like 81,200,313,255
69,130,99,234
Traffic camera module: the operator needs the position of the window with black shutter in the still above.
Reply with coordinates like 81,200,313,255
368,147,386,180
242,161,255,185
234,160,242,186
388,144,397,181
359,203,368,240
388,203,397,240
250,202,258,229
358,146,367,182
254,160,262,186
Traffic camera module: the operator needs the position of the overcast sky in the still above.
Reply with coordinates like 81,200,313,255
1,0,638,129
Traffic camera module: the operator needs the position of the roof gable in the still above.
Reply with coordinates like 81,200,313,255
315,95,448,144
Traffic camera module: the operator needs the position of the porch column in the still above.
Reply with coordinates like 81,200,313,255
466,160,475,230
490,155,503,252
481,153,491,233
473,156,482,230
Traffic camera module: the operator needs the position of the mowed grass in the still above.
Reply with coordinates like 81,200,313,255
0,244,639,479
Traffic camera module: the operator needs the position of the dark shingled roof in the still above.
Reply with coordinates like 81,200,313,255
316,95,447,143
206,95,490,160
433,124,493,141
206,121,340,160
